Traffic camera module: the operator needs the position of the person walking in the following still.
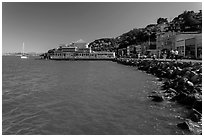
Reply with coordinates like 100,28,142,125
174,49,178,60
138,53,140,59
163,51,167,61
170,49,174,60
152,54,156,60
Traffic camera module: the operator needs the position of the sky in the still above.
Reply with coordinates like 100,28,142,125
2,2,202,53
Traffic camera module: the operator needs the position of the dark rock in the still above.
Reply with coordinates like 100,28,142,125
116,59,202,130
148,95,164,102
162,81,171,89
195,85,202,93
178,120,202,134
157,77,163,81
177,121,191,131
177,120,201,134
186,81,194,87
176,67,182,75
190,114,200,122
151,91,158,94
184,71,191,79
178,77,188,85
164,92,177,100
170,92,187,102
161,71,167,77
177,93,197,106
188,109,202,122
166,88,177,94
193,100,202,113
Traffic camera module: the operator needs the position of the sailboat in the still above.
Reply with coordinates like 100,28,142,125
21,42,28,59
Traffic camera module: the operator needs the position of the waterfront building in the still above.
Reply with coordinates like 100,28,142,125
134,45,142,54
156,30,202,59
127,46,130,56
117,48,127,57
117,42,157,58
156,30,179,58
127,45,140,57
47,41,115,60
175,32,202,59
140,41,157,56
143,24,157,56
117,45,141,57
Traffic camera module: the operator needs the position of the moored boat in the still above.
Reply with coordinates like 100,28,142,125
21,42,28,59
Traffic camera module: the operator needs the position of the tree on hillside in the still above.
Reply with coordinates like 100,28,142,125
88,38,117,52
172,10,202,32
157,18,168,24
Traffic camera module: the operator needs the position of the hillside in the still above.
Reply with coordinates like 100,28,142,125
88,10,202,52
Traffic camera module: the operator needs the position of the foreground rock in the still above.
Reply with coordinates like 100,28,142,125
148,95,164,102
177,119,202,135
116,58,202,134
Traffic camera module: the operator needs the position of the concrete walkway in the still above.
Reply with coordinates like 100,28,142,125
120,58,202,63
148,58,202,63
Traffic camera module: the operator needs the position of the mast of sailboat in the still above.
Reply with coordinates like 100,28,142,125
22,42,25,55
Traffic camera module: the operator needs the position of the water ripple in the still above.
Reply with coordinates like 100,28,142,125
2,57,188,135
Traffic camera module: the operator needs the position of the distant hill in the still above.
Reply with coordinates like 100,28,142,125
2,52,43,56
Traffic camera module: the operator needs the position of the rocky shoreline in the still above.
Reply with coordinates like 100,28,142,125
115,58,202,135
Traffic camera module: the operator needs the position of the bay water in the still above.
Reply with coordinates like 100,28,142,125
2,56,190,135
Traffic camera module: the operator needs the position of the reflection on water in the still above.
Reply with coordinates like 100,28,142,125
2,56,189,135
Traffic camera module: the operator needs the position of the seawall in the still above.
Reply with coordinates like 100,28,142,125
115,58,202,134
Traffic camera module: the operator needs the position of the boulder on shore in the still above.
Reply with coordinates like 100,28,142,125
177,120,202,134
116,58,202,134
148,95,164,102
